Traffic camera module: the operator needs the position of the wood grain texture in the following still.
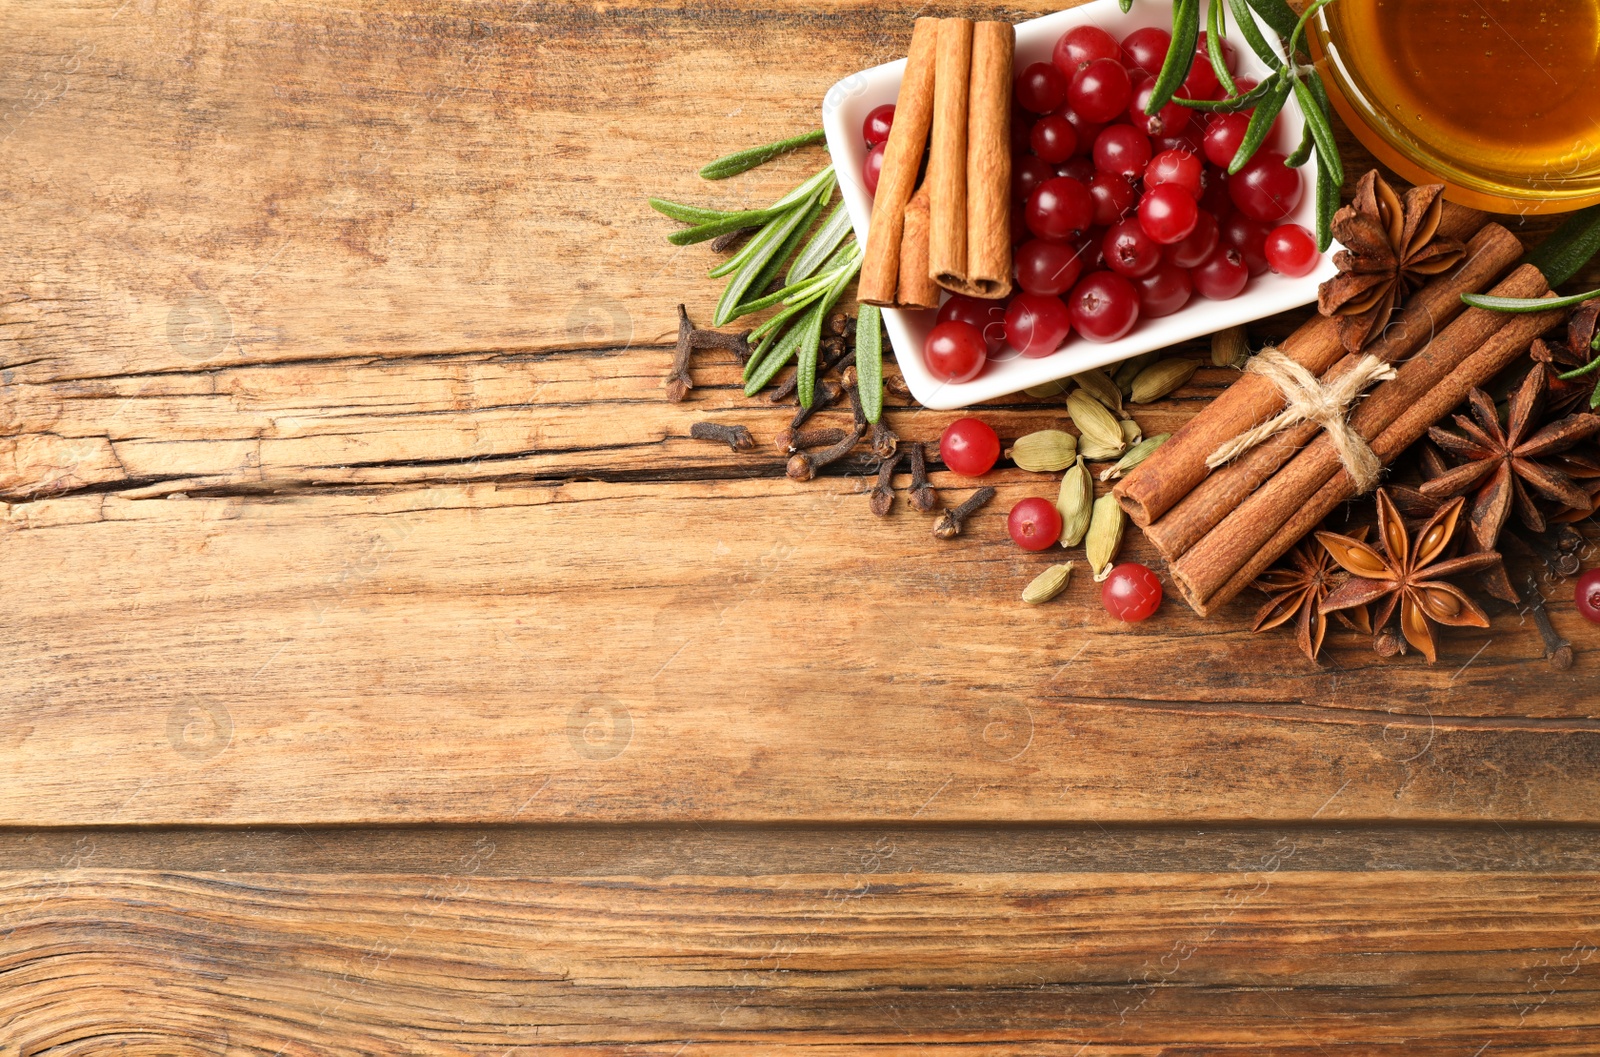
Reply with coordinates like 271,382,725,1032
0,0,1596,833
3,861,1599,1053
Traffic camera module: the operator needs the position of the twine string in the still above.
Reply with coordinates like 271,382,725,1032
1204,349,1397,493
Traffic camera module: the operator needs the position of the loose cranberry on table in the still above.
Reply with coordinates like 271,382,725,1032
1008,497,1063,552
1069,58,1133,124
940,418,1001,477
1264,223,1321,278
1164,210,1219,269
1054,24,1121,76
924,320,988,383
1093,124,1152,181
1088,171,1139,226
1134,262,1193,317
1577,569,1600,624
1138,183,1200,245
1069,271,1141,343
1120,26,1171,76
1026,176,1095,241
1102,562,1163,622
1030,114,1079,164
1230,150,1303,222
1015,61,1068,114
1104,217,1162,278
862,104,895,147
863,141,886,196
1005,292,1074,358
1015,239,1085,297
1192,245,1250,300
937,295,1010,356
1144,148,1204,198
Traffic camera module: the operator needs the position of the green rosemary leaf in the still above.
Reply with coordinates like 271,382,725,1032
1177,77,1277,112
788,199,854,285
1244,0,1299,41
1288,0,1337,61
1229,73,1291,174
731,267,837,321
1206,0,1240,96
649,198,737,225
856,304,885,424
772,164,837,211
699,129,827,180
1464,288,1600,313
1120,0,1133,10
744,312,811,395
714,202,820,325
668,208,789,247
1524,205,1600,287
1313,143,1339,251
1227,0,1283,67
1292,76,1344,189
744,191,831,306
1556,356,1600,382
1146,0,1202,116
1592,385,1600,409
1286,123,1314,167
795,298,829,409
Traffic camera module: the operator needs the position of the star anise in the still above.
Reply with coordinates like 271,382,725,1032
1251,529,1372,663
1317,490,1500,664
1317,171,1466,353
1551,446,1600,523
1529,297,1600,416
1418,367,1600,550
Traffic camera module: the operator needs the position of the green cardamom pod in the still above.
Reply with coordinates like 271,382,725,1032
1211,324,1250,368
1056,456,1093,548
1121,418,1143,446
1100,433,1171,481
1007,429,1078,472
1022,562,1074,605
1086,493,1127,582
1129,358,1200,404
1067,389,1127,461
1025,379,1070,398
1071,369,1123,415
1113,351,1161,396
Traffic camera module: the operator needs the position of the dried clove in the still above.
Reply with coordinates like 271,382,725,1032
689,421,755,452
689,327,753,365
826,311,856,340
773,426,847,454
770,343,852,402
869,419,899,461
787,426,865,482
1526,575,1574,670
885,374,913,400
710,226,756,253
868,446,904,516
788,379,843,431
845,375,868,433
908,442,938,512
665,304,696,402
933,487,997,540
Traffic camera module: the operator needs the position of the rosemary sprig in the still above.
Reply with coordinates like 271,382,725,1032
787,199,854,286
856,305,885,424
700,129,827,180
1461,288,1600,314
1155,0,1346,249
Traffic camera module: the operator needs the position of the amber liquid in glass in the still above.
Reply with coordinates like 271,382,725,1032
1323,0,1600,193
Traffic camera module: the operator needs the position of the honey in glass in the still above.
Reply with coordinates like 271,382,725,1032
1312,0,1600,213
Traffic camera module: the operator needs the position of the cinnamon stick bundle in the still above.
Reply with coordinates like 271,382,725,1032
859,18,940,307
1114,202,1493,528
1133,222,1523,558
948,20,1013,298
1171,264,1563,615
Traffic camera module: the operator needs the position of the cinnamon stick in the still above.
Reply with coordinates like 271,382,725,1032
1114,203,1500,528
859,18,940,307
948,20,1013,299
927,18,973,296
897,183,941,310
1137,222,1524,557
1171,265,1561,615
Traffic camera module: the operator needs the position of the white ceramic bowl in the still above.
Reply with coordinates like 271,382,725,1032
820,0,1340,410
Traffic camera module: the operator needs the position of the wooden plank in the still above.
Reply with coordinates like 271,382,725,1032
4,482,1597,826
2,861,1598,1052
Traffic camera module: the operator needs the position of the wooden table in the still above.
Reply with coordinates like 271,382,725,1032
4,0,1598,1052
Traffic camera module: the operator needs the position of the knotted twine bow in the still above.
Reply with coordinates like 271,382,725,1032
1204,349,1398,493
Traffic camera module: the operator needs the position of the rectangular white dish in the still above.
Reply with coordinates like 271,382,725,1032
819,0,1340,410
